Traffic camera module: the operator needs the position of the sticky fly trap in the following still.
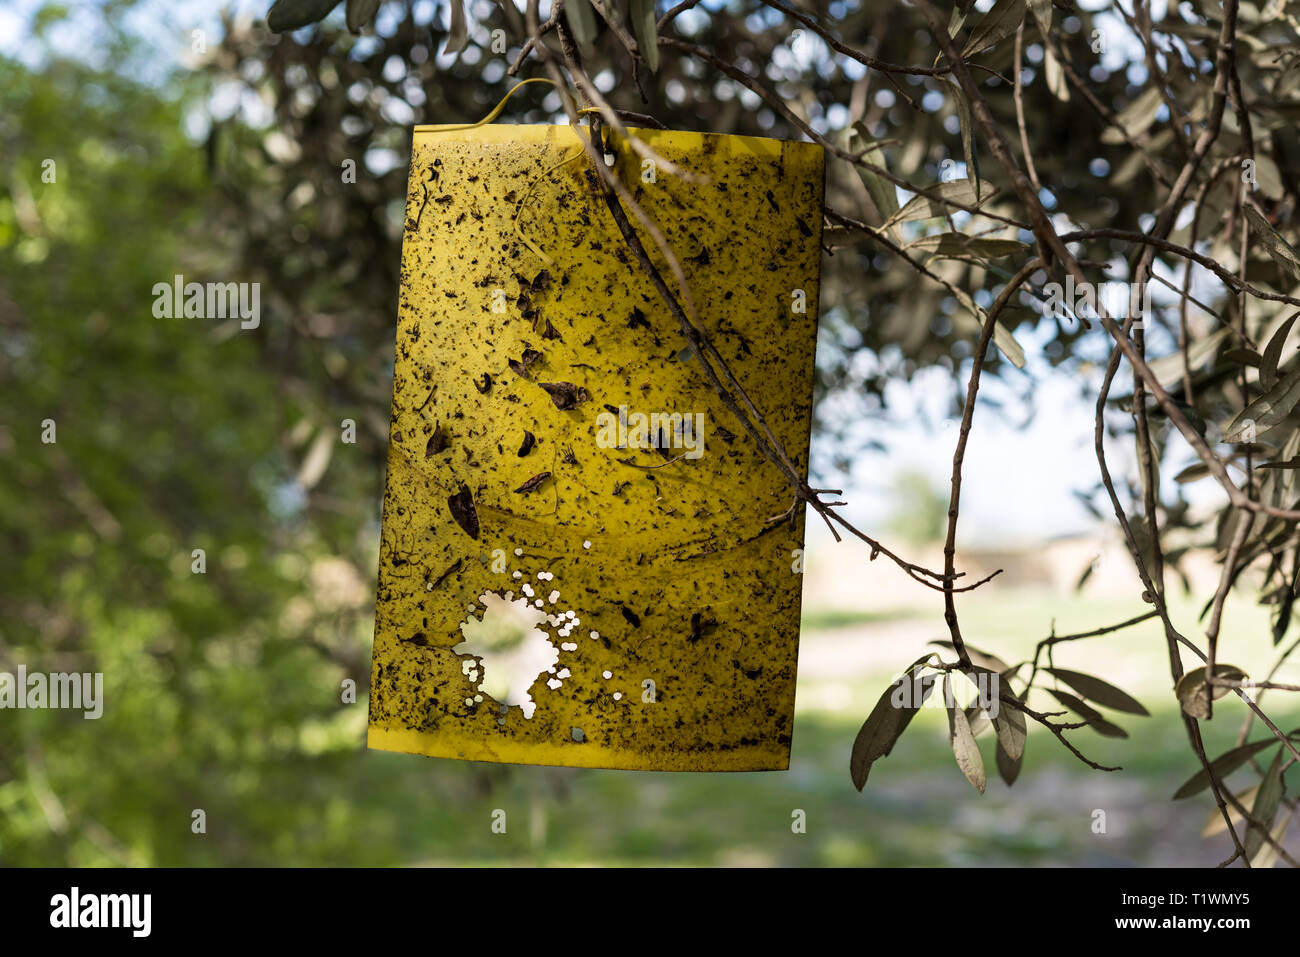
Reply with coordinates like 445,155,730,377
368,122,824,770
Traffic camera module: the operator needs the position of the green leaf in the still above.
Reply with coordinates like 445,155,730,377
629,0,659,72
992,691,1026,760
948,80,981,200
1222,362,1300,442
267,0,342,33
1175,664,1249,719
1044,667,1149,715
566,0,599,51
1027,0,1052,35
344,0,380,33
1046,688,1128,738
850,671,935,790
1100,87,1165,145
929,640,1013,674
1044,47,1070,102
1260,311,1300,392
445,0,470,55
845,122,899,226
1244,746,1287,859
961,0,1026,59
885,178,983,227
905,232,1029,259
995,735,1023,785
946,675,987,794
1251,812,1292,868
1172,738,1281,799
1221,347,1263,368
1245,204,1300,282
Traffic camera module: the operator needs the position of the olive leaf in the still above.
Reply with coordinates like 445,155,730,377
991,687,1026,760
995,736,1023,786
345,0,380,33
267,0,342,32
845,122,899,230
905,233,1029,260
960,0,1026,59
565,0,599,51
1222,363,1300,442
883,178,982,228
1243,746,1288,860
628,0,659,72
1172,738,1282,799
947,80,981,199
1043,667,1149,715
444,0,470,55
1201,785,1259,838
1175,664,1248,719
1259,310,1299,392
1100,87,1165,145
850,671,935,790
1046,688,1128,738
1245,204,1300,282
1027,0,1051,35
1251,811,1292,868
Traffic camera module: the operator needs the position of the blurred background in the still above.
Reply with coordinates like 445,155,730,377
1,0,1297,865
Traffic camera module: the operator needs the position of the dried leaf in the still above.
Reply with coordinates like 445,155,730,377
947,675,986,794
425,424,449,456
508,348,543,378
513,471,551,494
1175,664,1248,719
446,483,480,539
538,381,589,410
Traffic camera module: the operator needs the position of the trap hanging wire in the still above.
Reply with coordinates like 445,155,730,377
368,95,826,770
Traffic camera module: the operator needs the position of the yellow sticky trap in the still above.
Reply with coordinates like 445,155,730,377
368,123,824,770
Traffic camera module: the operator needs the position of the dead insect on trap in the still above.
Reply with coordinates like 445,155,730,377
368,109,825,771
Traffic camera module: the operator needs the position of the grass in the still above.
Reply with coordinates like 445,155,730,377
289,584,1298,867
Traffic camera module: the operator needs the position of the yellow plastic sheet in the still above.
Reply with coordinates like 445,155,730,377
368,123,824,770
